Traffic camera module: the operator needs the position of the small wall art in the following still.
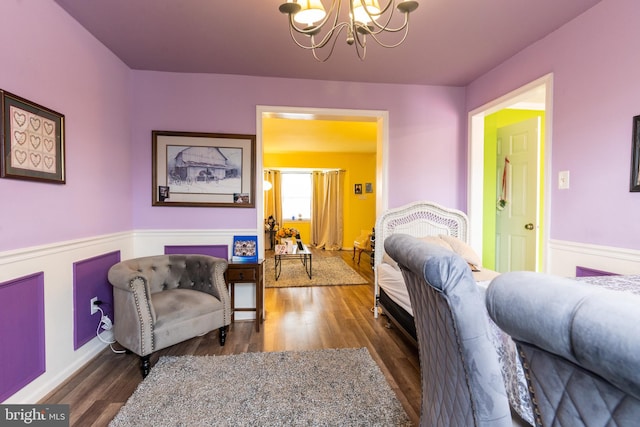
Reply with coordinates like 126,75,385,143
365,182,373,193
354,183,362,194
631,115,640,192
1,91,65,184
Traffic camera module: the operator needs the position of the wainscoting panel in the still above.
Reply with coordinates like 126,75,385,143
0,273,45,402
73,251,121,350
549,240,640,277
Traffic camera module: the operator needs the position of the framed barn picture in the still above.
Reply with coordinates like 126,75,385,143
152,130,256,207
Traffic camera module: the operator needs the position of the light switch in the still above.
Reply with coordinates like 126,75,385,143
558,170,570,189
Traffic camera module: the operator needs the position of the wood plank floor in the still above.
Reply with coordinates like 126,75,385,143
41,248,421,426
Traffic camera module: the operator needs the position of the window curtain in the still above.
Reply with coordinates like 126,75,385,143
264,170,282,227
311,170,344,250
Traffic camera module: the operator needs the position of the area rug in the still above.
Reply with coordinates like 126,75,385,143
110,348,410,427
265,256,368,288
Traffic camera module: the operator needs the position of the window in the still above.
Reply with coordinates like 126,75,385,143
281,172,312,220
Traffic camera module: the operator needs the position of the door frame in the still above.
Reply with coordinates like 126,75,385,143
467,73,553,272
256,105,389,258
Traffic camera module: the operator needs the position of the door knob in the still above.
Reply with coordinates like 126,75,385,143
524,223,534,230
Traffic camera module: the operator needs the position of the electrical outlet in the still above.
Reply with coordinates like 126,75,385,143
90,297,99,315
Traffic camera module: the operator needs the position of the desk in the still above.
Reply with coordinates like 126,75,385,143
226,260,264,332
274,244,312,281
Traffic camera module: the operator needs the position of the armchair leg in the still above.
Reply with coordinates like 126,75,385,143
219,326,229,346
140,355,151,378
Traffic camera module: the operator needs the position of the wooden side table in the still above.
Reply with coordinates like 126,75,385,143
225,260,264,332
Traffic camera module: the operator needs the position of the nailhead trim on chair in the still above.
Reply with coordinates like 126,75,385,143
129,277,155,354
517,346,543,427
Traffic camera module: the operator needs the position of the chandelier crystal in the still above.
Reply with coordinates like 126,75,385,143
279,0,419,61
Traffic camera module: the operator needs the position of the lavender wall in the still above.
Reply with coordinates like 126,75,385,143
130,72,466,228
0,1,133,253
467,0,640,251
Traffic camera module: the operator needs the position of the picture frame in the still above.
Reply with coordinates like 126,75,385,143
152,130,256,207
1,90,65,184
365,182,373,193
354,183,362,194
232,235,258,262
631,115,640,192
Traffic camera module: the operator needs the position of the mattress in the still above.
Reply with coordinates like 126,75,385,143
378,261,499,313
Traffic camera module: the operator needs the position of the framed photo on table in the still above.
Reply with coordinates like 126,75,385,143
232,235,258,263
0,90,65,184
152,130,256,207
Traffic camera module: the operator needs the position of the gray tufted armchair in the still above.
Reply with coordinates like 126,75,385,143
108,254,231,377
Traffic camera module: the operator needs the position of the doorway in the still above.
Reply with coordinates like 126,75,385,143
468,74,552,272
256,106,389,259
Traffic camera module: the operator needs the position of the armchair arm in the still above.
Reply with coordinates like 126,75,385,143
108,266,156,356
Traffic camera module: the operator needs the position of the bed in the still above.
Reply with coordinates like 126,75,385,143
373,201,534,425
373,201,497,331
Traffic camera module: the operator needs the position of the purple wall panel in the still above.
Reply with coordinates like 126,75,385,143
164,245,228,260
575,266,618,277
0,273,45,401
73,251,121,350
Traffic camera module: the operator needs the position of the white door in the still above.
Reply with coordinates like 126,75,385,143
495,118,540,272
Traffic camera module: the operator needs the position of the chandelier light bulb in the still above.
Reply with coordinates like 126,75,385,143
352,0,380,24
293,0,327,25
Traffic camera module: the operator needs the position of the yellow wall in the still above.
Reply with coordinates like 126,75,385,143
483,109,545,270
264,151,376,250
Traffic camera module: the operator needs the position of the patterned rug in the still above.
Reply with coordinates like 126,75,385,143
265,256,368,288
109,348,410,427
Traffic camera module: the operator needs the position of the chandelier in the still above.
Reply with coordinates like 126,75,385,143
279,0,419,61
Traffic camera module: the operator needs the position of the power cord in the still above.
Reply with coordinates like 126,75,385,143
95,304,126,354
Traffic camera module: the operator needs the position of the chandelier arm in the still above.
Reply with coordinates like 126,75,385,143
289,22,350,51
353,39,367,60
352,28,368,60
361,24,411,48
365,6,410,33
312,28,347,62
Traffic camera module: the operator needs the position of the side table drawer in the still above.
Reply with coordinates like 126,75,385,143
227,267,257,282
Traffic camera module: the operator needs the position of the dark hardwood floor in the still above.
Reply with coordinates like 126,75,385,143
41,248,421,426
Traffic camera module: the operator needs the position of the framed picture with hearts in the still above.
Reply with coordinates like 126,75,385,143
0,90,65,184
